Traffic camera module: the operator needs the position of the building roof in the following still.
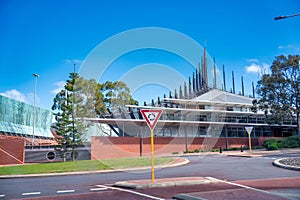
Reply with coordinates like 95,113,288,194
163,89,254,108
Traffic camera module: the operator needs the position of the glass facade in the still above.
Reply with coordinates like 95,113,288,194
0,95,54,138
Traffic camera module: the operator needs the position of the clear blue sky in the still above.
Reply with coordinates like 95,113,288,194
0,0,299,109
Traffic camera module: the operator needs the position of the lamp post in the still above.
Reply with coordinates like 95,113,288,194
274,13,300,20
32,73,39,148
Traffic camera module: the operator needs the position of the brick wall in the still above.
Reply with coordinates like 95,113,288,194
0,137,25,165
91,136,260,160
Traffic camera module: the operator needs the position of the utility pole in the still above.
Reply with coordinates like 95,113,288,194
32,73,39,148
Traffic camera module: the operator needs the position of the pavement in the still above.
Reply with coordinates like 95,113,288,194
1,148,300,200
111,148,300,200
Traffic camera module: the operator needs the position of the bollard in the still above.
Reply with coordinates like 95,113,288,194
219,147,222,153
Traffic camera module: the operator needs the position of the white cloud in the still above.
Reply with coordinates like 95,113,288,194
246,58,259,63
278,44,300,51
245,63,271,75
0,89,28,103
64,58,82,65
245,63,261,73
51,81,65,94
261,63,271,74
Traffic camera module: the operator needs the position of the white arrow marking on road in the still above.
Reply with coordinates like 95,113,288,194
57,190,75,194
0,194,5,198
22,192,41,196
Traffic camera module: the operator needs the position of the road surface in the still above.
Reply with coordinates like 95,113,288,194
0,153,299,199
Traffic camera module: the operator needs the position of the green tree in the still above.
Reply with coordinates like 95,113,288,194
52,73,139,160
52,72,87,161
253,55,300,137
101,81,138,115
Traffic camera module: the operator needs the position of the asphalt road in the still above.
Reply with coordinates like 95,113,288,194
1,153,299,199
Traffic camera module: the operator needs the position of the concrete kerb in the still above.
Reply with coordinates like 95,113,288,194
173,194,208,200
273,158,300,171
0,157,190,179
113,177,222,190
226,148,300,158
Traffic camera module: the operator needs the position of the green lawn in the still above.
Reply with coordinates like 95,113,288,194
0,157,174,175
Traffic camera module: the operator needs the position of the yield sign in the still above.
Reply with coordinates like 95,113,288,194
140,109,163,130
245,126,253,135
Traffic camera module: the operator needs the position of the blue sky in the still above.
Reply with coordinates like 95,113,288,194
0,0,299,109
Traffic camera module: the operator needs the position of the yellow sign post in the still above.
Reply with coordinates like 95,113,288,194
140,109,163,182
150,129,155,181
245,126,253,155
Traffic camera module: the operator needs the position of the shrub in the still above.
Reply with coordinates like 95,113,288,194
252,146,264,149
267,142,278,150
193,149,200,153
281,136,300,148
263,138,282,148
263,136,300,150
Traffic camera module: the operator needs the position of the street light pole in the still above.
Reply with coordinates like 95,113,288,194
274,13,300,20
32,73,39,148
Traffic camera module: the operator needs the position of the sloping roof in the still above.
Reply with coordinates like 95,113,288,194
162,89,254,108
192,89,253,104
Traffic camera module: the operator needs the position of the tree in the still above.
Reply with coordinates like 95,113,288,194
52,72,139,161
52,72,88,161
101,81,138,115
253,55,300,137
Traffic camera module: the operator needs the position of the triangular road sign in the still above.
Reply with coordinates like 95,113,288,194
140,109,163,130
245,126,253,135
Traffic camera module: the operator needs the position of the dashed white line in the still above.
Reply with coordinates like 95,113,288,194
90,188,108,191
96,184,164,200
57,190,75,194
21,192,41,196
0,194,5,198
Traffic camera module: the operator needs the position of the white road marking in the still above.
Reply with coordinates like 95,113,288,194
57,190,75,194
90,188,108,191
206,177,284,197
264,157,277,160
96,184,164,200
0,194,5,198
21,192,41,196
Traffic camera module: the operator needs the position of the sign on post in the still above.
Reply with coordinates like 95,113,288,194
140,109,163,130
245,126,253,155
140,109,163,182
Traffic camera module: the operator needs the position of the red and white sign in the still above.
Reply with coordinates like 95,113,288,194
140,109,163,130
245,126,253,135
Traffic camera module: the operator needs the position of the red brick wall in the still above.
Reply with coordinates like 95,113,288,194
0,137,25,165
91,136,260,160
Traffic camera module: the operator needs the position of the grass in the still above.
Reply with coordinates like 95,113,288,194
0,157,174,175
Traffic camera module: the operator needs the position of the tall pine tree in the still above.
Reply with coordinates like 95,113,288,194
52,71,87,161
